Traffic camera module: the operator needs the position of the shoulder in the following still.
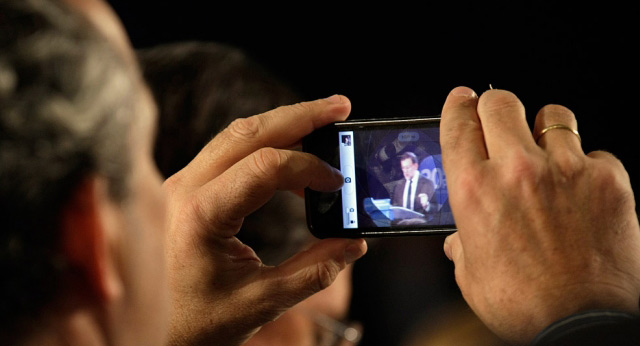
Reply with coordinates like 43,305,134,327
418,175,434,186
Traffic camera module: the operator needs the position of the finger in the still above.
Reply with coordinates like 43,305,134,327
533,104,583,155
444,231,463,263
179,96,351,187
587,150,622,164
194,148,344,237
262,238,367,309
213,238,364,342
440,87,486,180
587,150,632,187
476,89,538,158
443,232,469,297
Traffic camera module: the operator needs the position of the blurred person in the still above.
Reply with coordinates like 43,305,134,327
138,41,362,346
0,1,366,346
137,41,301,180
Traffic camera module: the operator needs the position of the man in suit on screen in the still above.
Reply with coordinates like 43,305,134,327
391,152,435,216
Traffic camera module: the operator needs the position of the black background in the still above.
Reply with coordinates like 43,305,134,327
106,1,638,345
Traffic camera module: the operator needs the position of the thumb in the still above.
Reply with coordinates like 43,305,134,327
444,231,463,263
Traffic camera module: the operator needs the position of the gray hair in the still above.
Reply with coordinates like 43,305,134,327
1,0,138,340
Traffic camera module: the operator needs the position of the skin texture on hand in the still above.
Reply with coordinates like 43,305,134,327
441,87,640,344
162,96,367,346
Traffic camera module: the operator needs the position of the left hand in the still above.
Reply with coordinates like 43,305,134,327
163,96,368,346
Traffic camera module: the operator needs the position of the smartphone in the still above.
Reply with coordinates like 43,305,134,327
303,116,456,238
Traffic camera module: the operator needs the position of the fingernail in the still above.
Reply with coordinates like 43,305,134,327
325,94,346,104
451,86,477,98
344,239,366,264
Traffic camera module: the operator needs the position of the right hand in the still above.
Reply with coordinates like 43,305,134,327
441,87,640,344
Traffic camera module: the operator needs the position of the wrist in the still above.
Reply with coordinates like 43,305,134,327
483,280,640,344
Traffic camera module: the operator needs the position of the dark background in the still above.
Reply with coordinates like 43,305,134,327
106,1,637,345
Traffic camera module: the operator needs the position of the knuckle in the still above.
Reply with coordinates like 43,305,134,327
312,261,340,291
455,164,485,196
539,104,575,120
162,173,183,195
226,116,264,142
591,158,629,192
587,160,636,214
187,193,212,227
551,151,585,182
448,164,488,211
503,149,545,190
482,90,524,115
249,147,285,179
191,190,242,233
178,191,215,233
589,150,625,170
442,118,478,151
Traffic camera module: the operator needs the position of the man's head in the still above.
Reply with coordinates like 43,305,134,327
400,152,419,180
0,0,168,343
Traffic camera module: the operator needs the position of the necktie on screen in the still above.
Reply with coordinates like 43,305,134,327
405,179,412,209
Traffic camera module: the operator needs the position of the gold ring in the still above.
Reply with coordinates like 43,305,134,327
535,124,581,144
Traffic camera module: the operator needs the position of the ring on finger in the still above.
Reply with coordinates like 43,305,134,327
535,124,581,144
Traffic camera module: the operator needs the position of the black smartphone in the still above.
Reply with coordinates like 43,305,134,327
303,116,456,238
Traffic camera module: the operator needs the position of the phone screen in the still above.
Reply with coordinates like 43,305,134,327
305,117,455,238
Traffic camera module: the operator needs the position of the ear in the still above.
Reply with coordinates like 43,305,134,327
60,176,124,303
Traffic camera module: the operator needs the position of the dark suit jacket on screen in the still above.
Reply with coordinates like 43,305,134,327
391,175,435,213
